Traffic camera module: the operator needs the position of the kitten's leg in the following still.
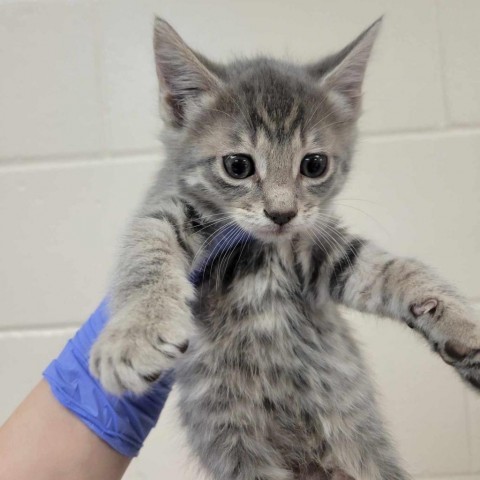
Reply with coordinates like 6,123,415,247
323,424,409,480
317,327,410,480
189,423,293,480
90,200,198,395
315,230,480,391
178,375,294,480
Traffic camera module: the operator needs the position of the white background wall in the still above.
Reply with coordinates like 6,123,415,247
1,1,479,479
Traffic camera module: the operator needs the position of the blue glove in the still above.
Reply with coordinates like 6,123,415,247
43,226,251,457
43,299,174,457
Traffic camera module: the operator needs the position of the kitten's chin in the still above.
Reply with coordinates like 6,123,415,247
251,225,295,243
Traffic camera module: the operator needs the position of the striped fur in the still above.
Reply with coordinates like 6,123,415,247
89,17,480,480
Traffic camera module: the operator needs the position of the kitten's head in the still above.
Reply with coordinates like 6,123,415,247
154,17,381,242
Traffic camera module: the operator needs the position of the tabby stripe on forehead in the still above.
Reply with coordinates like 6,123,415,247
284,103,306,141
249,109,275,143
329,238,364,300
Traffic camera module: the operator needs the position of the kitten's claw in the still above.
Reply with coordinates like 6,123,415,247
89,308,191,396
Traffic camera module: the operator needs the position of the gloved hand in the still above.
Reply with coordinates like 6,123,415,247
42,225,251,457
43,299,174,457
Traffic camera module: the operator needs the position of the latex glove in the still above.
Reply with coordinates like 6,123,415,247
43,299,173,457
43,225,251,457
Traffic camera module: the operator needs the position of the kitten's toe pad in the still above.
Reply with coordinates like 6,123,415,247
442,340,479,362
438,340,480,390
409,299,480,391
411,299,438,317
430,308,480,391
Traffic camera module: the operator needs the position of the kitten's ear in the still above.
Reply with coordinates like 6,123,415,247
307,17,382,117
153,17,222,126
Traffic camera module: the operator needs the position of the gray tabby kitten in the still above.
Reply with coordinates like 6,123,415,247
90,17,480,480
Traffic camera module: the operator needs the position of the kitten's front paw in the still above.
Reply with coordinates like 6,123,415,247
411,298,480,390
89,307,191,395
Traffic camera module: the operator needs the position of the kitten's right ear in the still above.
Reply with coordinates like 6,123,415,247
153,17,222,127
306,18,382,119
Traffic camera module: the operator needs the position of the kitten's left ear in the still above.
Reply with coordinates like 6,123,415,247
306,17,382,117
153,17,223,127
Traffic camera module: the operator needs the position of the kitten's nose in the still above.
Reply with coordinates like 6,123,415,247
264,209,297,226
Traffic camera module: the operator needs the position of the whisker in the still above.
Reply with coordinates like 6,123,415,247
203,222,240,289
304,93,331,129
185,215,232,236
197,225,233,297
336,197,382,206
303,227,339,283
190,219,233,259
311,219,357,274
193,220,237,267
215,226,242,291
233,234,250,279
333,202,390,238
221,88,254,132
308,109,338,132
312,220,365,272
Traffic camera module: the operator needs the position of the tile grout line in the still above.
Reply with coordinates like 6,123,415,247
2,301,478,336
361,125,480,143
0,126,480,170
417,470,480,479
0,326,79,339
0,149,163,173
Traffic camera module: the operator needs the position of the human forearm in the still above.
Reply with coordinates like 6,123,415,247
0,380,130,480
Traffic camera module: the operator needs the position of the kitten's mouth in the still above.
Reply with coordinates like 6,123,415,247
254,224,293,240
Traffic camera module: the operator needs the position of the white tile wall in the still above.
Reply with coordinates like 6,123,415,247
347,310,472,477
91,0,446,151
337,132,480,299
467,387,480,472
0,2,104,158
437,0,480,126
1,1,479,479
0,156,160,329
94,0,162,151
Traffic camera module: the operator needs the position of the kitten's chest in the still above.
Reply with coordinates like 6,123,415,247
194,237,316,317
192,239,327,358
179,239,351,432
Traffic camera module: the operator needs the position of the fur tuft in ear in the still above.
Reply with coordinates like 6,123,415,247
153,17,222,127
306,17,383,117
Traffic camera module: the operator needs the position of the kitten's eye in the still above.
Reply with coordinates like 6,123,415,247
223,154,255,179
300,153,328,178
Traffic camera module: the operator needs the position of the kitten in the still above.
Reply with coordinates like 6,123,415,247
90,17,480,480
